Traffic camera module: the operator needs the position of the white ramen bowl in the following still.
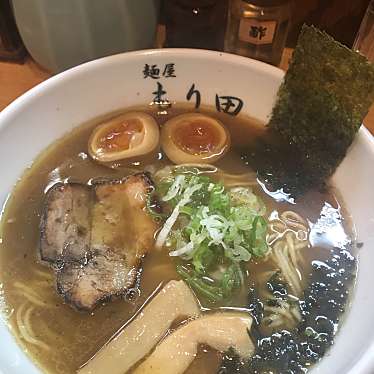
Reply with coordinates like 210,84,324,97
0,49,373,374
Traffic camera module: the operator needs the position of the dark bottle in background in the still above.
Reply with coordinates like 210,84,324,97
225,0,291,66
161,0,229,51
0,0,26,62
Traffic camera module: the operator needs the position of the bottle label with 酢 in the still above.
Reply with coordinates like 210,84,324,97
238,19,277,45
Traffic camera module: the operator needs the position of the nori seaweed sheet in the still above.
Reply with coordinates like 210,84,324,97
269,24,374,186
241,24,374,196
217,247,357,373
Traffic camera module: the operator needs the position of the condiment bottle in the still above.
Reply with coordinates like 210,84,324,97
225,0,291,66
162,0,229,51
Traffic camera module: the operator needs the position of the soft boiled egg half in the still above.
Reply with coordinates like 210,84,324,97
88,112,159,162
161,113,230,164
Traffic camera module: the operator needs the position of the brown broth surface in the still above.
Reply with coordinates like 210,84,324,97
0,104,351,374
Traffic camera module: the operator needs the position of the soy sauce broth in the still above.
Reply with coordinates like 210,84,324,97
0,104,354,374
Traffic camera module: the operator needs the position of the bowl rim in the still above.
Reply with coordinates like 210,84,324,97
0,48,373,374
0,48,284,130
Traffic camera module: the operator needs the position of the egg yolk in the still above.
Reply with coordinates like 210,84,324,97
98,119,144,153
171,120,221,155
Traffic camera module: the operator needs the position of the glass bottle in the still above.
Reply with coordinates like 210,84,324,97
225,0,291,66
353,0,374,63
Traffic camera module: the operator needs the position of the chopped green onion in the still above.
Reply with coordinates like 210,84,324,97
155,170,269,301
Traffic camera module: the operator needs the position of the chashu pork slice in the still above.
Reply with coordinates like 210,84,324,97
40,173,158,311
40,183,92,263
58,174,157,311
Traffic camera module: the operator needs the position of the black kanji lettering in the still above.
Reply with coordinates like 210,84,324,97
163,63,176,78
215,95,244,116
249,26,267,40
152,82,167,103
186,84,201,109
143,64,160,79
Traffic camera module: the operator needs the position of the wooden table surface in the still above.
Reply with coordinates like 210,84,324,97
0,49,374,135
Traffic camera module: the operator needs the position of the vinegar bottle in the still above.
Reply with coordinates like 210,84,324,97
225,0,291,66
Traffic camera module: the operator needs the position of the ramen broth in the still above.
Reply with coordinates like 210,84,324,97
0,104,355,374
